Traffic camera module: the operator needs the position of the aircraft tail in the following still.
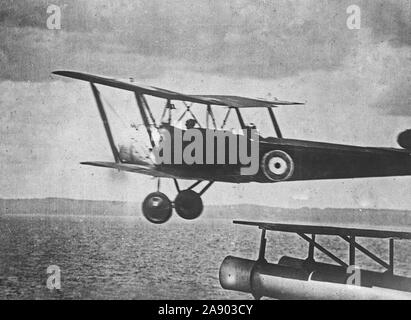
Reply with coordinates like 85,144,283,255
398,130,411,151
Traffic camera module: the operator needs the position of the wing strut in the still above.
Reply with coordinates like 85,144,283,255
234,108,246,129
135,92,155,148
90,83,120,163
206,105,217,129
141,95,157,127
267,107,283,138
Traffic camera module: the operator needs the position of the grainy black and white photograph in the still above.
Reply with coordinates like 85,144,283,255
1,0,411,307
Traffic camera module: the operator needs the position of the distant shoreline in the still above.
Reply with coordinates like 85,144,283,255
1,197,411,229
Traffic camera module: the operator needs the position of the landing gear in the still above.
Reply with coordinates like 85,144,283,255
141,179,214,224
174,190,203,220
142,191,172,224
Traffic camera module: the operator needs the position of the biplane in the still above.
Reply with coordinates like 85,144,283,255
220,220,411,299
53,70,411,224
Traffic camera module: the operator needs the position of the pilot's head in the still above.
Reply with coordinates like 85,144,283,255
185,119,197,129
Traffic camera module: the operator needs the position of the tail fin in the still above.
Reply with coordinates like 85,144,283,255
398,130,411,151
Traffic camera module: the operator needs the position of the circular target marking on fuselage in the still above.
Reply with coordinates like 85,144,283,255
261,150,295,181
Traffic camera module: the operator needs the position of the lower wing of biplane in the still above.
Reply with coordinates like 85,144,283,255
220,220,411,300
52,70,411,224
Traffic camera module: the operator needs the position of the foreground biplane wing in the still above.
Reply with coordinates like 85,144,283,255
233,220,411,239
52,70,411,224
52,70,304,107
220,220,411,300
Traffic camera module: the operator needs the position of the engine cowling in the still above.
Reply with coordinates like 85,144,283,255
398,130,411,150
260,150,295,182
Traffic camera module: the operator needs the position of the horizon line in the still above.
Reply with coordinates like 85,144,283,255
0,196,410,212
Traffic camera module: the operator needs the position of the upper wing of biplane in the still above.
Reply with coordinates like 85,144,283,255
52,70,304,108
190,95,304,108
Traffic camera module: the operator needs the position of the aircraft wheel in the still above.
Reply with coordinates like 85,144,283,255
174,190,203,220
261,150,295,181
142,192,172,224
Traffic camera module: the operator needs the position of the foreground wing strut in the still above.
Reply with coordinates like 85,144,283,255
90,83,120,163
135,92,155,148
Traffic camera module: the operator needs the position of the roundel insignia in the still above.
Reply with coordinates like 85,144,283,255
261,150,295,181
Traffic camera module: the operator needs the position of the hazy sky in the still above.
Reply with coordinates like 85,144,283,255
1,0,411,209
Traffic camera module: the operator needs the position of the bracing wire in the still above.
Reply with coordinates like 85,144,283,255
101,94,133,129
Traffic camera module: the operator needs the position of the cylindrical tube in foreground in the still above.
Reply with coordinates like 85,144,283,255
219,256,411,300
279,256,411,293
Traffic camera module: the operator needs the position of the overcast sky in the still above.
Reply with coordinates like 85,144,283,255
1,0,411,209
